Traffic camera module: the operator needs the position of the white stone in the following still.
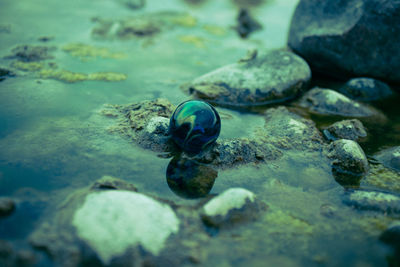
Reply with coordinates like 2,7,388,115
145,116,169,134
288,118,307,134
350,191,400,203
72,191,179,264
203,188,255,217
340,139,366,160
324,89,352,105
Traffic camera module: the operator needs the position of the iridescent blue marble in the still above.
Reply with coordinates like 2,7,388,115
169,100,221,154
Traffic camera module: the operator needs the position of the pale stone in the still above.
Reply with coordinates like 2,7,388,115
73,191,179,264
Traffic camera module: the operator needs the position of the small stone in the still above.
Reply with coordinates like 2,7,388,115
344,190,400,214
339,78,393,102
0,68,15,82
201,188,266,228
185,50,311,107
115,0,145,9
323,119,367,142
299,87,380,117
0,198,16,217
73,191,180,264
375,146,400,172
380,221,400,248
327,139,369,185
90,175,138,191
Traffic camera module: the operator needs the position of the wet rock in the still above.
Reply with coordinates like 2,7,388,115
7,45,55,62
0,68,15,82
116,0,145,9
90,175,138,191
344,190,400,214
259,106,324,151
338,78,393,102
288,0,400,83
15,250,37,266
299,87,380,117
0,240,13,267
323,119,367,142
73,191,180,264
374,146,400,172
102,98,176,152
362,163,400,193
201,188,266,228
235,8,262,38
185,50,311,107
327,139,369,185
0,198,16,217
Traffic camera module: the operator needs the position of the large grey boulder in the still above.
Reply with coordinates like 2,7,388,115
288,0,400,83
185,50,311,107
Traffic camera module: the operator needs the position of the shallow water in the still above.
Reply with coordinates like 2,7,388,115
0,0,399,266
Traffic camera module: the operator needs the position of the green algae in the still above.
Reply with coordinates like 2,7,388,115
39,69,127,83
62,43,127,61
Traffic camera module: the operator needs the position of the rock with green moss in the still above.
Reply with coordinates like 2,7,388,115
184,50,311,107
323,119,367,142
39,69,127,83
299,87,382,118
0,197,15,217
344,190,400,214
339,78,393,102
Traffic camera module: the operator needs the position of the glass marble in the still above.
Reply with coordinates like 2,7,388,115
169,100,221,154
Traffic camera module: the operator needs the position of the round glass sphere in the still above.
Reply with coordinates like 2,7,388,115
169,100,221,154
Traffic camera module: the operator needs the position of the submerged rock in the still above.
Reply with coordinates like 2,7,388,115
0,198,16,217
201,188,266,228
380,221,400,248
39,69,127,83
344,190,400,214
92,12,197,40
299,87,381,117
6,45,55,62
374,146,400,172
338,78,393,102
0,68,15,82
185,50,311,107
327,139,369,185
73,191,180,264
323,119,367,142
288,0,400,83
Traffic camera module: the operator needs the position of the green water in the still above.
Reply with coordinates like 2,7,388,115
0,0,399,266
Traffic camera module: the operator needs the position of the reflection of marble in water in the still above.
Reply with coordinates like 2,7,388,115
166,155,217,199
